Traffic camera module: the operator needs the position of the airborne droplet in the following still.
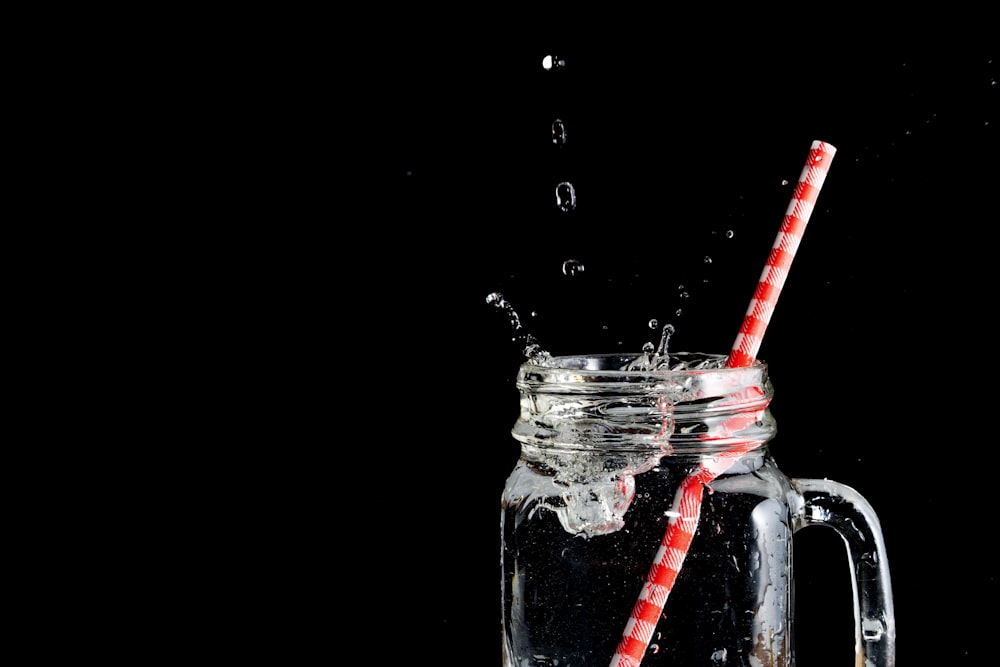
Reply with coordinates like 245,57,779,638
541,54,566,70
551,119,567,146
555,182,577,211
562,259,584,277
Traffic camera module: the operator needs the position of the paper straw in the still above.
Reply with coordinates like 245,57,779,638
727,140,837,368
610,140,837,667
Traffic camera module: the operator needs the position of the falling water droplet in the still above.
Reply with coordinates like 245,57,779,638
648,319,658,329
725,230,734,239
562,259,584,277
541,54,566,70
551,119,567,145
703,256,712,264
555,182,577,211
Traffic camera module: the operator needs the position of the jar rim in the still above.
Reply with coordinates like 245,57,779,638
520,351,765,375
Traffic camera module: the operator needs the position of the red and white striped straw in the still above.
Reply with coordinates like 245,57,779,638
727,140,837,367
610,140,837,667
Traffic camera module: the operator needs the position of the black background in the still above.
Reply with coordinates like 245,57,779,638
164,23,1000,666
30,17,997,667
348,32,997,667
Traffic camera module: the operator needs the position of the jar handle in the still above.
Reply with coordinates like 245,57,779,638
792,478,897,667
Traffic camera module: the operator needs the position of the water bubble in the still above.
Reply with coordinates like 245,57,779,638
555,182,577,211
541,54,566,70
551,119,567,145
562,259,584,277
648,319,658,329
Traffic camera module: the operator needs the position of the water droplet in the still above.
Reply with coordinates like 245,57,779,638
555,182,577,211
710,648,728,664
678,291,690,300
486,292,523,332
781,179,789,186
551,119,567,145
675,308,683,317
862,617,885,642
725,230,734,239
541,54,566,70
562,259,584,276
648,319,658,329
703,255,712,264
655,324,675,356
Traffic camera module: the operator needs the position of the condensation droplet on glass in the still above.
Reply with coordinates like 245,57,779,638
541,54,566,70
551,119,567,145
555,182,576,211
862,617,885,642
648,319,658,330
562,259,584,277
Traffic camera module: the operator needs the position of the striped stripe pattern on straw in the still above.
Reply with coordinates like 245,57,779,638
610,140,837,667
727,140,837,368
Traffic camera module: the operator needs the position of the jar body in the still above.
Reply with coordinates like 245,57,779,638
503,448,795,666
500,353,894,667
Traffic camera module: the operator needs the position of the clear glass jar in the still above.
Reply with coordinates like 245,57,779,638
500,352,895,666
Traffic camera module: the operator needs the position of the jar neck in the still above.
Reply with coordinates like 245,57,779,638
512,352,776,459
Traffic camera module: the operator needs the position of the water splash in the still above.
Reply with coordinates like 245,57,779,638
621,324,676,371
486,292,554,365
